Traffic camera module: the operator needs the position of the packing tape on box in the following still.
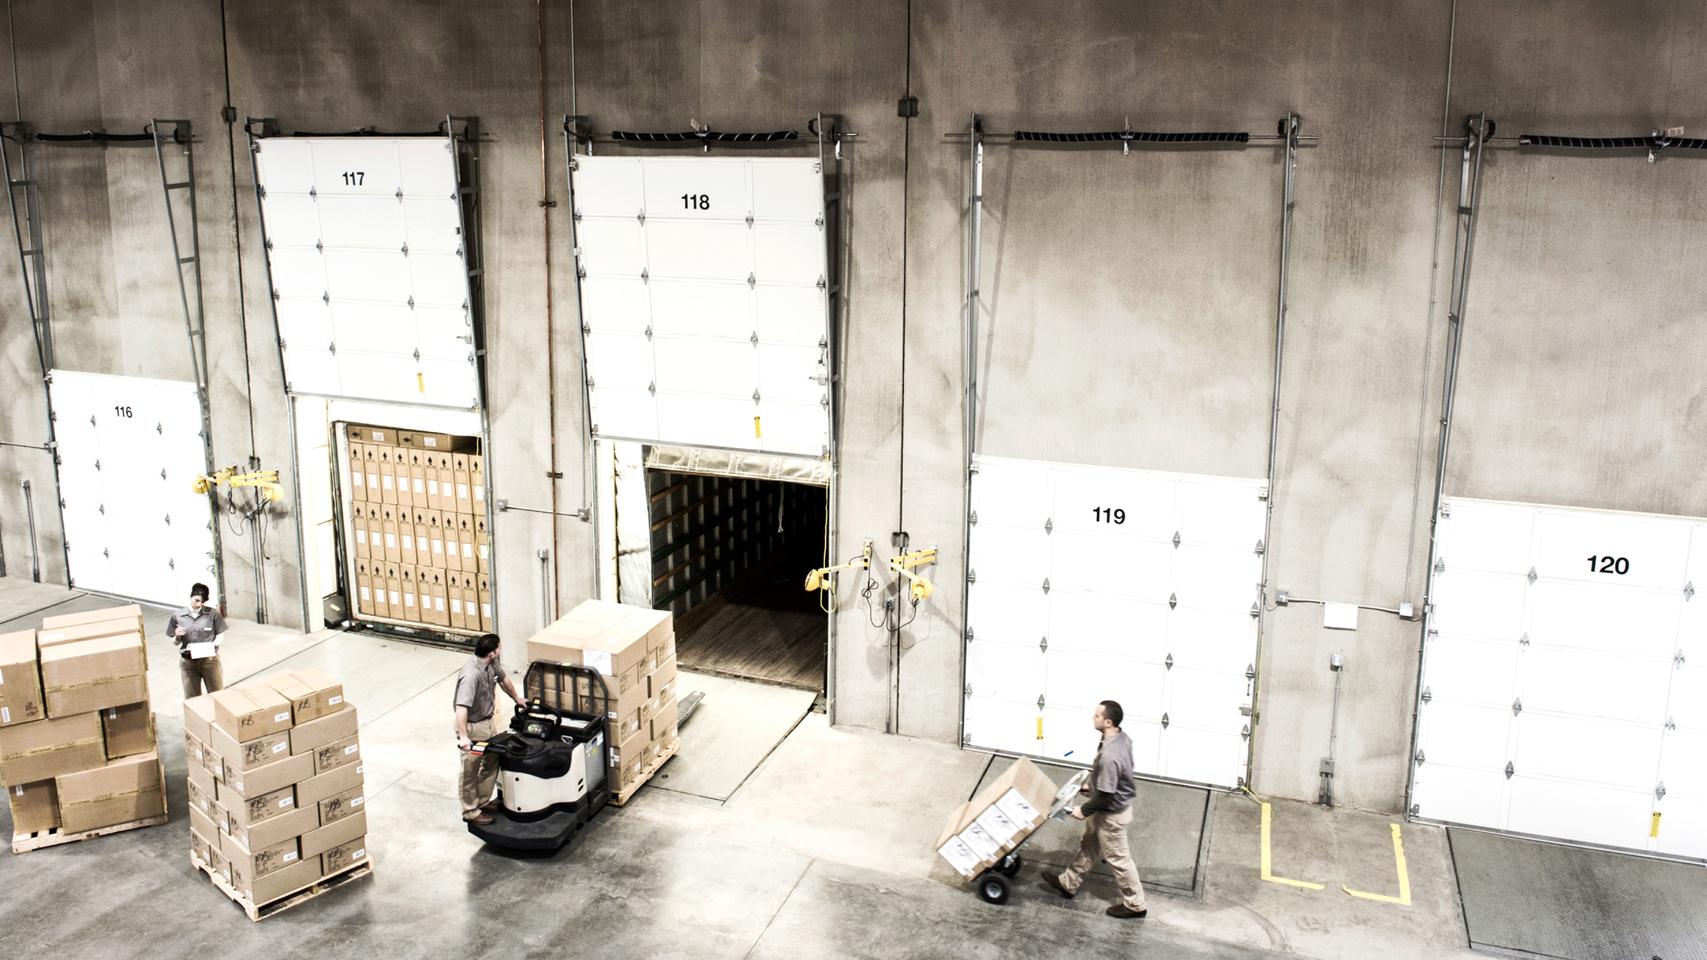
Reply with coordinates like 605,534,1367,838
4,735,102,760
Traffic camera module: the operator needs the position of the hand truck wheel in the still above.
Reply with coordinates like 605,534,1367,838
997,852,1023,877
976,869,1012,905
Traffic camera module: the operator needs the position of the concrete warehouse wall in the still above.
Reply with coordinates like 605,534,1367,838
1,0,1702,813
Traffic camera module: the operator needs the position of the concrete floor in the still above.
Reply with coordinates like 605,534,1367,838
0,580,1550,959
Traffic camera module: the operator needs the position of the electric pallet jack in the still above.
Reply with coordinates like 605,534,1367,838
466,662,612,853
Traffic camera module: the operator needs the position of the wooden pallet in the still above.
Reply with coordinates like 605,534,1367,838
12,812,169,854
191,852,375,922
611,739,681,807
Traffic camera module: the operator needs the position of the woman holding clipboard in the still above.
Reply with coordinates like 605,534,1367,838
167,582,229,698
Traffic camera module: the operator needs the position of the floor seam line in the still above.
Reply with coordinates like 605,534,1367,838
225,631,343,685
0,591,93,626
365,666,465,726
741,856,815,960
718,705,815,807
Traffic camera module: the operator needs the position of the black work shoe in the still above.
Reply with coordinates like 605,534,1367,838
480,800,501,813
1041,872,1076,899
1107,904,1148,919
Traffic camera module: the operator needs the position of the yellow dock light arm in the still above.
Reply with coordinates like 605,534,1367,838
889,547,938,603
804,539,876,592
194,465,284,504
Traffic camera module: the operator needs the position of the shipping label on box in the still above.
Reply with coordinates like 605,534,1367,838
440,511,462,570
226,784,297,828
318,786,365,826
958,822,1003,862
398,569,418,619
974,805,1024,849
992,787,1042,829
377,447,397,505
228,842,314,898
351,504,371,558
0,711,103,786
384,565,404,614
290,705,358,757
938,836,985,878
315,735,361,775
322,835,367,875
0,630,45,726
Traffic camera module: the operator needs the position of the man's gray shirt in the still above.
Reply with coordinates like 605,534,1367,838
454,656,503,723
166,607,228,654
1081,729,1136,814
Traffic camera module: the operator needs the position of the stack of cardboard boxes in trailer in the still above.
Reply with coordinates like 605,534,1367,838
528,600,681,803
0,605,164,852
185,668,371,915
344,424,491,635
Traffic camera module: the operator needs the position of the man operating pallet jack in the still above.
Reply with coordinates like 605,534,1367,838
454,633,526,826
1041,700,1149,919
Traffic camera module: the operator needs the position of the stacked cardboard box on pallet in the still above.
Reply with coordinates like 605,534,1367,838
0,605,164,851
186,668,370,914
345,424,490,634
527,600,680,803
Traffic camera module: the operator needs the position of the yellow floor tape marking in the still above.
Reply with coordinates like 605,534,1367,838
1260,802,1325,890
1342,823,1412,906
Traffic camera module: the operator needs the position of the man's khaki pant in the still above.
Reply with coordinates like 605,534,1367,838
1058,805,1147,910
179,655,224,699
460,717,499,820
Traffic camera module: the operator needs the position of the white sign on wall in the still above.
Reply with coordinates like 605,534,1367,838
49,370,218,605
1414,496,1706,859
963,455,1265,788
254,136,480,409
570,156,832,458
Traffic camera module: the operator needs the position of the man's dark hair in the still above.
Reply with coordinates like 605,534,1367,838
474,633,501,658
1100,700,1124,728
190,583,210,602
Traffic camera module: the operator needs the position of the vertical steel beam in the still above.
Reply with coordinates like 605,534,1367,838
1406,112,1491,815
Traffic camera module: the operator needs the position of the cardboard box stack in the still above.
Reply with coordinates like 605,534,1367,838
526,600,679,803
345,424,490,634
934,758,1061,880
187,667,371,913
1,605,164,851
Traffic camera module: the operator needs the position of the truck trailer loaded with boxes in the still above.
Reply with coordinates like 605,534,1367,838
343,424,490,638
0,605,166,852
